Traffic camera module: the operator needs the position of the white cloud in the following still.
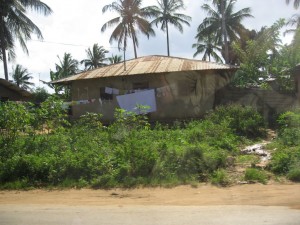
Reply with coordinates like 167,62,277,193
0,0,297,92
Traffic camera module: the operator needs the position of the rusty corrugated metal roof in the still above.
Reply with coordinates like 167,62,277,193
52,55,238,84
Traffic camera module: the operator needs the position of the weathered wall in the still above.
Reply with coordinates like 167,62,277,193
70,70,232,122
216,87,298,124
0,85,29,101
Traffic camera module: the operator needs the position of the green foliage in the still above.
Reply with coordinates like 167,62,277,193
277,109,300,146
31,87,51,104
0,101,34,140
287,167,300,182
268,109,300,176
232,19,285,87
206,104,266,138
0,101,272,189
211,169,230,186
244,168,268,184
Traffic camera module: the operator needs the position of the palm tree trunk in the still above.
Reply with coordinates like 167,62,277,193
132,32,138,59
166,22,170,57
0,16,9,80
221,0,229,64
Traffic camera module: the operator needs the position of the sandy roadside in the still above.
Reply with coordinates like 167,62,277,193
1,183,300,209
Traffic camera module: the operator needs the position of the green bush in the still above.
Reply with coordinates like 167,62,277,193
211,169,230,186
277,109,300,146
244,168,268,184
287,168,300,182
0,100,270,189
206,105,266,138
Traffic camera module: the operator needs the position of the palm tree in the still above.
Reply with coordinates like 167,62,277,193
49,53,78,96
197,0,252,63
150,0,191,56
108,54,123,64
81,44,108,70
285,14,300,36
11,64,34,90
0,0,52,80
101,0,157,59
192,34,222,62
286,0,300,9
54,53,79,79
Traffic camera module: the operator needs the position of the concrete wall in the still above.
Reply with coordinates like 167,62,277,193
215,87,298,125
70,70,233,122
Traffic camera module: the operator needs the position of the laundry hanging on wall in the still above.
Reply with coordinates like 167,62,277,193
62,98,96,109
104,85,173,98
116,89,157,114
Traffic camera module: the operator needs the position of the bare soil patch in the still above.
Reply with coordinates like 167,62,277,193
1,184,300,209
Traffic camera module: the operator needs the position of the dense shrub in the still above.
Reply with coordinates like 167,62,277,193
287,167,300,182
206,104,266,138
0,101,275,189
244,168,268,184
277,109,300,146
268,109,300,176
211,169,230,186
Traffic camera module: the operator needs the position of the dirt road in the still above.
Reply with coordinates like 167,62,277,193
1,184,300,225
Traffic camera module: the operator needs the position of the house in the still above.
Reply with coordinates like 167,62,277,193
0,78,32,102
53,55,237,122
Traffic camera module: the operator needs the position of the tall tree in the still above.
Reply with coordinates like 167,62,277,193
286,0,300,9
285,14,300,36
11,64,34,90
150,0,191,56
192,34,222,62
108,54,123,64
0,0,52,80
81,44,108,70
232,20,285,87
197,0,252,63
101,0,157,59
49,53,78,97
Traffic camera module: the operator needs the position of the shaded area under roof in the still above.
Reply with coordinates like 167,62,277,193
52,55,238,84
0,78,32,97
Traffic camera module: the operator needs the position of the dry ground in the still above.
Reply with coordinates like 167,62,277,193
1,184,300,209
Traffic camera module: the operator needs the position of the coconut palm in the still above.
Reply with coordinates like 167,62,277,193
101,0,157,59
285,14,300,36
0,0,52,80
150,0,191,56
286,0,300,9
54,53,79,79
192,34,222,62
81,44,108,70
11,64,34,90
197,0,252,63
108,54,123,64
48,53,78,96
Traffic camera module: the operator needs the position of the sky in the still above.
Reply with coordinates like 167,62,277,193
0,0,298,92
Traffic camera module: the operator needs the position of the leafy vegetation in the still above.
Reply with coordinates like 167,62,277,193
244,168,268,184
0,0,52,80
268,109,300,182
0,101,267,189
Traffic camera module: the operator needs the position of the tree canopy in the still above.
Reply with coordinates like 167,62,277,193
150,0,191,56
101,0,157,58
0,0,52,80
